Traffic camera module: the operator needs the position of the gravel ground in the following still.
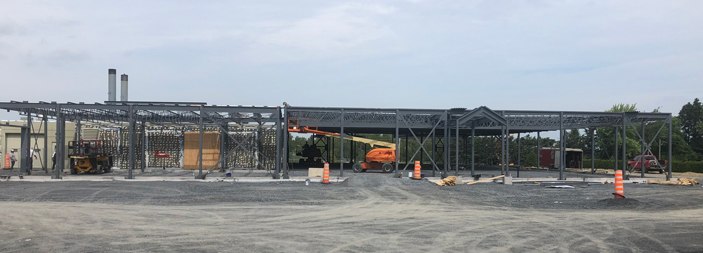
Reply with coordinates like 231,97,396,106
1,173,702,252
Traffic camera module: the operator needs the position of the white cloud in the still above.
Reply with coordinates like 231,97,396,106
254,3,396,52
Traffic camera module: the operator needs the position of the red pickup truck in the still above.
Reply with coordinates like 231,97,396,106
627,155,666,174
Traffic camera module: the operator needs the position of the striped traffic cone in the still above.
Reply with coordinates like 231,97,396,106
4,153,9,169
613,170,625,199
413,161,421,180
322,162,330,184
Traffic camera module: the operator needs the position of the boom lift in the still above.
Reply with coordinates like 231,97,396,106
288,118,397,173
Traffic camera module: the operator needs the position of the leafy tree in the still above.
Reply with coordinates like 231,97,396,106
679,98,703,155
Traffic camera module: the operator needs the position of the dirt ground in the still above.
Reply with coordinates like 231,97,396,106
1,174,702,252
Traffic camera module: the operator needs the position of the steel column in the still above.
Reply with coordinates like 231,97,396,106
559,112,564,180
591,128,595,174
420,136,424,166
76,120,81,144
405,134,408,165
443,111,448,178
506,122,510,176
24,114,32,174
622,114,627,180
517,133,520,178
455,118,459,176
141,123,146,172
127,105,135,179
431,129,435,177
220,123,228,172
614,126,618,171
53,104,63,179
43,114,48,174
641,121,646,178
283,107,289,179
275,108,281,179
537,132,542,169
471,125,475,176
501,126,505,175
395,110,400,177
340,108,344,177
667,116,672,180
20,126,29,174
196,105,204,179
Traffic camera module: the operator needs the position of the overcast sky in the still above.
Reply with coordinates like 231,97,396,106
1,0,701,115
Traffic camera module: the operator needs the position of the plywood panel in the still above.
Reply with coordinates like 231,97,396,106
183,132,220,170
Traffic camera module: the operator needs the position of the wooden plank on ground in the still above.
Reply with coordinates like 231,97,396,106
466,175,505,185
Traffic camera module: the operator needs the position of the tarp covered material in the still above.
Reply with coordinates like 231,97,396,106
647,178,699,186
435,176,457,186
183,132,220,170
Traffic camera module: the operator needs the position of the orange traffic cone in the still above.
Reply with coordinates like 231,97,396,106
322,162,330,184
413,161,421,180
4,153,10,169
613,170,624,198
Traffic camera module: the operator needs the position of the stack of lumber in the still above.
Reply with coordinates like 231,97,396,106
646,178,699,186
434,176,457,186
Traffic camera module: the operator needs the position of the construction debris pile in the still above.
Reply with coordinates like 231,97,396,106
647,178,700,186
434,176,457,186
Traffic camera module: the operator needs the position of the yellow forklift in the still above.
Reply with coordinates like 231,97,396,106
68,139,114,174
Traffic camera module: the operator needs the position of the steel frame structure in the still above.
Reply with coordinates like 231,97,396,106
2,101,674,180
1,101,282,179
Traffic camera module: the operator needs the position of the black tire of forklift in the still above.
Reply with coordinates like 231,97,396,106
95,164,103,175
352,163,364,173
381,163,394,173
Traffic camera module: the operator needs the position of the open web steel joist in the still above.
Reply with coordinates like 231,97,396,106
1,101,673,180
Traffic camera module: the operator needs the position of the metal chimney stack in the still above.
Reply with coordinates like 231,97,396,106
108,69,117,101
120,74,128,101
